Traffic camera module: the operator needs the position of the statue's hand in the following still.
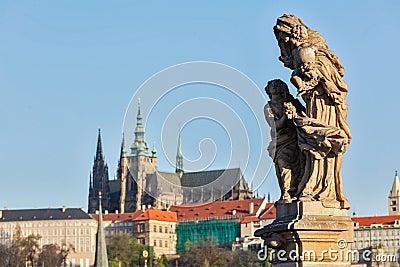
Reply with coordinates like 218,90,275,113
284,102,296,119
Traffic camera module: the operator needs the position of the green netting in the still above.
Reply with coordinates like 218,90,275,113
176,218,240,253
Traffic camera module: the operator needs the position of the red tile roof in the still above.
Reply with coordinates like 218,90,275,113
170,198,268,222
352,215,400,227
239,216,260,223
91,209,176,223
133,208,177,223
91,211,142,221
259,203,276,220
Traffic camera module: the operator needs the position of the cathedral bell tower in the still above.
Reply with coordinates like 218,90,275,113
389,171,400,215
119,99,157,212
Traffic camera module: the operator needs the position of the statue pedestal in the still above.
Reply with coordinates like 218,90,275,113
255,201,354,267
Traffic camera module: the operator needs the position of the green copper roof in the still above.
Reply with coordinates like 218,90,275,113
176,133,183,175
130,103,149,157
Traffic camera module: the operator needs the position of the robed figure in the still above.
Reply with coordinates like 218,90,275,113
267,14,351,209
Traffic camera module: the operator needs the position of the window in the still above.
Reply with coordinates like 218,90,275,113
153,225,157,232
159,240,162,247
165,227,168,233
165,240,168,247
393,207,397,212
392,200,397,205
159,226,162,233
154,240,157,246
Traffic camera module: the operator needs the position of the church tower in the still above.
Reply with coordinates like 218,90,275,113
121,100,157,212
389,171,400,215
176,133,184,178
88,129,111,214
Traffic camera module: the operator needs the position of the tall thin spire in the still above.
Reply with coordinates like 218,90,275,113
176,132,183,177
94,192,109,267
96,129,103,161
89,173,93,190
120,133,126,158
118,134,129,214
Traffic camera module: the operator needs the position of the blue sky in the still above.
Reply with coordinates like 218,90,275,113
1,1,399,216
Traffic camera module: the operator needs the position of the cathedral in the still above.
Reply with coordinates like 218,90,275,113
88,104,254,214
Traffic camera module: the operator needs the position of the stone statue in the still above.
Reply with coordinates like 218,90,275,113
264,79,305,203
268,14,351,209
256,15,354,267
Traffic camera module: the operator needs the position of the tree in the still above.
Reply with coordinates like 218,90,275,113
37,244,63,267
106,234,154,267
179,240,270,267
7,225,41,267
179,240,230,267
60,243,75,267
231,250,258,267
107,234,133,267
156,254,169,267
0,244,8,266
23,233,41,266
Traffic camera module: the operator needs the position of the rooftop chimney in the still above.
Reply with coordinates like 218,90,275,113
0,210,2,219
249,202,254,214
62,206,67,213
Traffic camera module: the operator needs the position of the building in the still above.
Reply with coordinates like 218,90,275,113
351,172,400,266
132,208,177,257
0,207,97,267
91,212,140,237
389,171,400,216
352,215,400,266
170,198,273,253
91,208,177,257
88,103,254,214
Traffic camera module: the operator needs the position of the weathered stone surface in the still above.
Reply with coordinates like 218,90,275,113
257,14,354,266
255,203,353,266
266,14,351,209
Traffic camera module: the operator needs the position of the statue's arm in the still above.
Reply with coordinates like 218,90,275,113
264,105,275,127
264,104,286,129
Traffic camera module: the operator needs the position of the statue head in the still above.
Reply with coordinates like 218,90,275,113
265,79,290,99
290,25,308,44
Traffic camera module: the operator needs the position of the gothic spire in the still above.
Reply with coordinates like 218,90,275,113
89,173,93,190
88,129,110,214
95,128,103,161
94,192,109,267
176,132,183,177
120,133,126,159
